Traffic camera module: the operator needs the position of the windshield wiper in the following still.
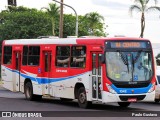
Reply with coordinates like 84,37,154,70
131,50,142,72
134,50,142,63
119,52,129,73
132,53,135,72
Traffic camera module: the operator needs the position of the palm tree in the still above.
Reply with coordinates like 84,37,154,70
84,12,104,35
129,0,160,38
41,3,60,36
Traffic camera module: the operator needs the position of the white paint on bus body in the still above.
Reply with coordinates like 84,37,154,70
4,38,77,45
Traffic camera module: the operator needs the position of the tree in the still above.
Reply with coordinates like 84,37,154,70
84,12,106,36
0,6,52,41
129,0,160,38
41,3,60,36
63,14,76,37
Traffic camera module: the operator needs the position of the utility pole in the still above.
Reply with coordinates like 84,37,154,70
53,0,78,37
8,0,17,6
59,0,64,38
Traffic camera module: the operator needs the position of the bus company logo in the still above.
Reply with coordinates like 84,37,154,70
1,112,42,118
56,69,68,73
2,112,11,117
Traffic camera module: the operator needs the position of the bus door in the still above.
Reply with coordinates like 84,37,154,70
43,51,52,95
91,52,102,100
14,51,21,91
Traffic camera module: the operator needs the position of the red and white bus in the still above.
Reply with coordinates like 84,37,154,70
1,37,156,108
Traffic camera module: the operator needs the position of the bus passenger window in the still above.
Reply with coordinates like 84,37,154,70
28,46,40,66
22,46,28,65
70,46,86,68
3,46,12,65
56,46,70,67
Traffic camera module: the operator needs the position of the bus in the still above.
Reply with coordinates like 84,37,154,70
1,37,156,108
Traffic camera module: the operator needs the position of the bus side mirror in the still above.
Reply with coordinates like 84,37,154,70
100,54,105,64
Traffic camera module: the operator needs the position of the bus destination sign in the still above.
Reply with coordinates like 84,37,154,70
110,42,148,48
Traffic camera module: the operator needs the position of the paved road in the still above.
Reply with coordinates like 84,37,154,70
0,86,160,119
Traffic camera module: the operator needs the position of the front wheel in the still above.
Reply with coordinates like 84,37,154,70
118,102,131,108
78,87,92,108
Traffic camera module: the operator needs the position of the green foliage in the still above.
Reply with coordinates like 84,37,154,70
0,6,52,41
0,6,107,40
41,3,60,35
83,12,106,36
63,14,76,37
63,13,106,37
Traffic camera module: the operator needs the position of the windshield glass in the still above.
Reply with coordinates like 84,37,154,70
106,51,153,82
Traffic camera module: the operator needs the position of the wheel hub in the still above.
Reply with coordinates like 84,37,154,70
79,93,86,103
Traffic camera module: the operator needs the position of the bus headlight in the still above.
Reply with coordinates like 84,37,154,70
148,83,155,93
106,83,117,94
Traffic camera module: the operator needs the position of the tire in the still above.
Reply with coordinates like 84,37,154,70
155,99,160,103
24,82,42,101
77,87,92,108
118,102,131,108
60,98,73,102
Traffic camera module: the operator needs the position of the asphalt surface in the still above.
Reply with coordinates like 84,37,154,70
0,85,160,119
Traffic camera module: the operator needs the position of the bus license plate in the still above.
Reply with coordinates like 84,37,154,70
128,98,137,102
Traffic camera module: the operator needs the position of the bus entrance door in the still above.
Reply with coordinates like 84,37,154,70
91,53,102,100
43,51,52,95
14,51,21,92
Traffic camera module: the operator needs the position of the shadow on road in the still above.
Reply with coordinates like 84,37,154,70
34,98,145,111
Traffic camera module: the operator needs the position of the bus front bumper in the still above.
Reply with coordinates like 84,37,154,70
101,91,155,103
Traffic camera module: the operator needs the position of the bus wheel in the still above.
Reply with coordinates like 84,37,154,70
78,87,92,108
118,102,131,107
25,82,33,100
24,82,42,101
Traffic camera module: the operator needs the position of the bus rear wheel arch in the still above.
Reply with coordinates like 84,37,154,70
24,80,42,101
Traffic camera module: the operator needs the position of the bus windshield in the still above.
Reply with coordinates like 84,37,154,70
106,51,153,82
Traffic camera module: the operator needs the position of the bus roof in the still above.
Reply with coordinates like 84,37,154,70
3,37,150,45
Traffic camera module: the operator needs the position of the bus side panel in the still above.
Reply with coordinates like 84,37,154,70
20,66,43,95
20,75,25,93
1,65,14,91
32,82,43,95
47,71,91,99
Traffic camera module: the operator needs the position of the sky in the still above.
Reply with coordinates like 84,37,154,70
0,0,160,44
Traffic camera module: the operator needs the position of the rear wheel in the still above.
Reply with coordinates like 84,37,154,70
78,87,92,108
118,102,131,108
24,82,42,101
